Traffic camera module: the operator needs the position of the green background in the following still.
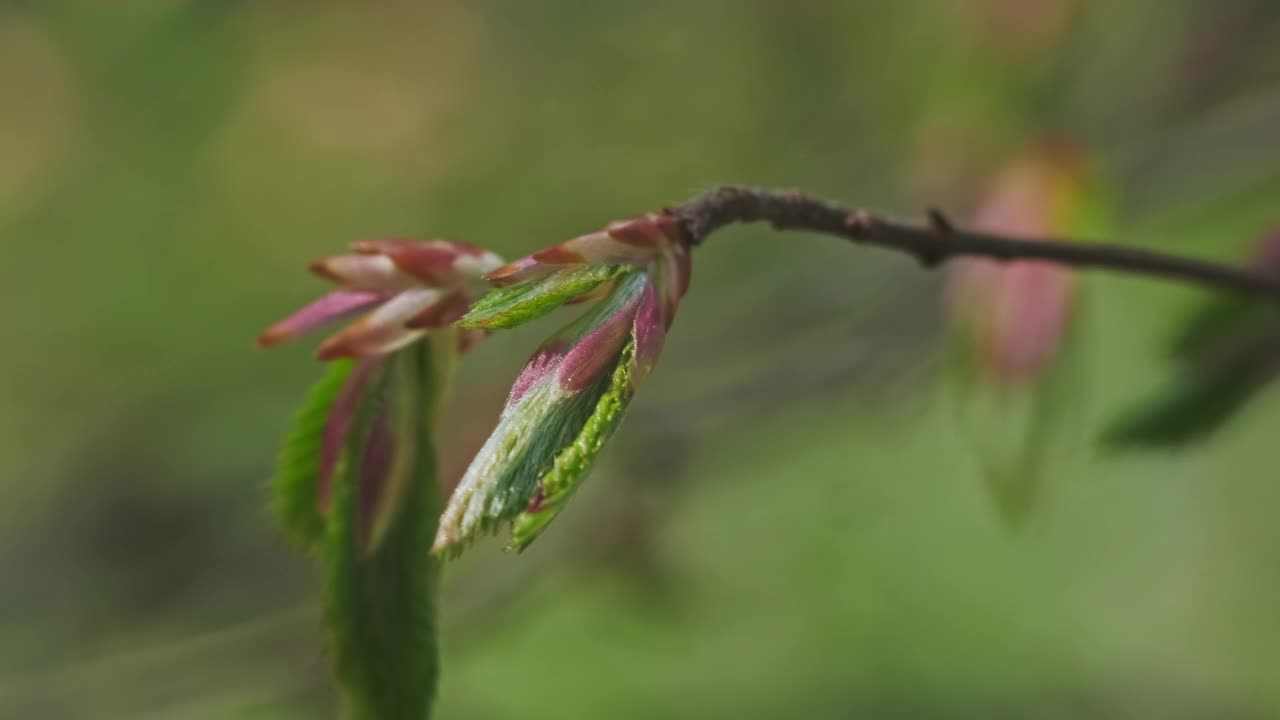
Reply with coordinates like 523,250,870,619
3,1,1280,717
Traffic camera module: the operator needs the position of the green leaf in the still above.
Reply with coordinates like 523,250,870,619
1103,342,1277,449
325,343,441,720
1107,293,1280,449
457,264,622,330
435,273,648,556
945,293,1090,527
511,338,636,551
432,349,617,558
271,358,355,550
1169,295,1276,361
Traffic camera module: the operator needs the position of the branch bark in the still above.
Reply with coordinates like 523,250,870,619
673,185,1280,299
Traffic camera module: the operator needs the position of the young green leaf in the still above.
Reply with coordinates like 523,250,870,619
271,358,355,550
325,342,442,719
456,264,622,330
511,338,636,550
434,273,648,555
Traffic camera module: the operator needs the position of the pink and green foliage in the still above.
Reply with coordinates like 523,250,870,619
261,215,692,717
262,238,501,551
435,213,691,555
261,238,502,720
256,181,1280,720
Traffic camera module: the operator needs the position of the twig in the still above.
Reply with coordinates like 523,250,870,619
673,185,1280,299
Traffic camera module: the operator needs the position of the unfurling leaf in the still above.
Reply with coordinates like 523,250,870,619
457,264,622,330
325,342,441,720
434,272,648,555
436,213,691,558
272,358,355,550
511,338,635,550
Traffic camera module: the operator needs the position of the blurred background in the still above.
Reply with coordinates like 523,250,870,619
4,1,1280,717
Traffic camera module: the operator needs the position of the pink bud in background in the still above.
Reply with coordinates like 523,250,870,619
946,139,1093,388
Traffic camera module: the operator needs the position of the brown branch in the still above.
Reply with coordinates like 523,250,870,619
672,185,1280,299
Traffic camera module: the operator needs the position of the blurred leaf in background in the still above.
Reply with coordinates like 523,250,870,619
942,137,1110,523
1105,227,1280,449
